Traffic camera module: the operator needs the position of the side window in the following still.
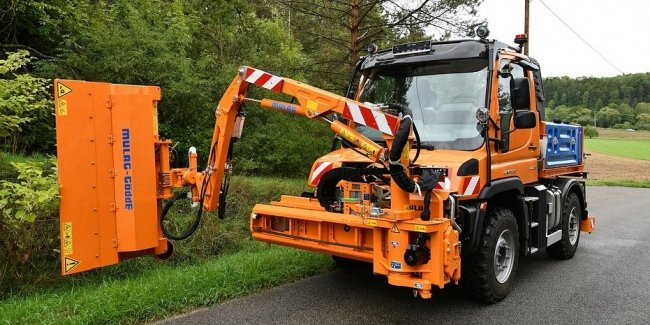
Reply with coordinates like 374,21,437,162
497,62,525,113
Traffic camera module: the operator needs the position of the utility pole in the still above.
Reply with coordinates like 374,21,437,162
524,0,530,55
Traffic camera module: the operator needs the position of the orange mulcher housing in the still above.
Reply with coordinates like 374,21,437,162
55,36,595,301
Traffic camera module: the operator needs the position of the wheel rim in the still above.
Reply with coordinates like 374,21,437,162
494,229,515,284
568,207,579,245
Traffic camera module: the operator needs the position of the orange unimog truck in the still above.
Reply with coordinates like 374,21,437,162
54,30,595,302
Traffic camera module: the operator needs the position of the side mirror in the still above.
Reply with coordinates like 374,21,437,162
514,110,536,129
510,77,530,110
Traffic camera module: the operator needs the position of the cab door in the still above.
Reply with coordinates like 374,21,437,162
490,57,540,183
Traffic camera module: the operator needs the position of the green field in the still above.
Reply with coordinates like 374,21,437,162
585,138,650,160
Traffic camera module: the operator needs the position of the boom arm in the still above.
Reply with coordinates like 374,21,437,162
185,66,403,214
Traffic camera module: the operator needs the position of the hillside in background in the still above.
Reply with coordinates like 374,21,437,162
543,73,650,130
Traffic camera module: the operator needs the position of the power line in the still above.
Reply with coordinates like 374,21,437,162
537,0,624,74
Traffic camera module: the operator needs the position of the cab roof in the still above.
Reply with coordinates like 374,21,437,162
361,39,513,70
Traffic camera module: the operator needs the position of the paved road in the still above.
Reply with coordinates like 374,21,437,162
159,187,650,324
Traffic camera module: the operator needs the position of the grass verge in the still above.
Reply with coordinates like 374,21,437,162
586,179,650,188
0,242,333,324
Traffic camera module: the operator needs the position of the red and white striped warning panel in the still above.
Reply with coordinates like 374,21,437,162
243,68,284,92
434,176,451,190
342,102,399,136
462,176,480,196
309,161,334,186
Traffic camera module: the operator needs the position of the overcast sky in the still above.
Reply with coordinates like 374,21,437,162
477,0,649,78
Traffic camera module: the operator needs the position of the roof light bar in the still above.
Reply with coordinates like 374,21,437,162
392,40,432,56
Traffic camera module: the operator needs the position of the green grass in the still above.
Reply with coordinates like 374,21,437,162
1,151,327,324
0,242,333,324
585,138,650,160
586,179,650,188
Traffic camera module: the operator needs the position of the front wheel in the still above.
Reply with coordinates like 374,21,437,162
547,192,581,259
461,207,520,303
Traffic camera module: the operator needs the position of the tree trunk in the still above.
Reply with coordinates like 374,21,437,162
350,0,359,68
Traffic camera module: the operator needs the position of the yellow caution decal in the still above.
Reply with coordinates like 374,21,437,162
64,257,80,273
57,99,68,116
365,219,378,226
391,224,400,233
63,222,73,255
414,225,427,232
306,100,318,113
57,82,73,98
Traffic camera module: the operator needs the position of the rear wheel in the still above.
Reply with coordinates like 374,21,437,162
461,207,519,303
547,192,581,259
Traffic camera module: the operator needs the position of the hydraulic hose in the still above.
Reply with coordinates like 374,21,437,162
161,191,202,240
388,107,439,194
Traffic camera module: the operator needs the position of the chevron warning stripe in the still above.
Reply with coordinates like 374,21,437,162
342,102,399,136
309,162,334,186
434,175,451,190
462,176,480,196
243,68,284,92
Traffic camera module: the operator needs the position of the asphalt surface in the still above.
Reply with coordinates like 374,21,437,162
158,186,650,325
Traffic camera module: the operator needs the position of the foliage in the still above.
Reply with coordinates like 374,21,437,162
0,159,309,296
272,0,483,91
544,73,650,109
0,50,52,153
0,244,332,324
595,107,620,128
584,125,599,138
0,155,59,295
636,113,650,130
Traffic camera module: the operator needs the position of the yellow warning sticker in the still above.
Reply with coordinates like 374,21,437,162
306,100,318,113
391,224,400,233
64,257,80,273
57,82,72,98
57,99,68,116
414,225,427,232
63,222,73,255
365,219,378,226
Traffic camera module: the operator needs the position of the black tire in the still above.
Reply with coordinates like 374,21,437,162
461,207,519,303
547,192,581,259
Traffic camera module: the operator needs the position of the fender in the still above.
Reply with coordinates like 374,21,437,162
463,177,528,256
477,177,524,200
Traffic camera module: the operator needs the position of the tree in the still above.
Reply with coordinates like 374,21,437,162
0,51,51,153
584,125,599,138
595,107,620,128
635,102,650,115
572,107,593,126
636,113,650,130
0,0,82,59
613,103,635,124
273,0,482,90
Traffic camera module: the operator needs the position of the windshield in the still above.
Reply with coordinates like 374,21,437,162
358,59,488,150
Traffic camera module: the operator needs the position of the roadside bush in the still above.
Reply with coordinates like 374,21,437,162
584,125,599,138
0,156,59,296
0,50,53,154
